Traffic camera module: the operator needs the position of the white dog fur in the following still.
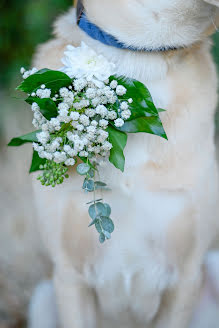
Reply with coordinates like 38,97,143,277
30,1,219,327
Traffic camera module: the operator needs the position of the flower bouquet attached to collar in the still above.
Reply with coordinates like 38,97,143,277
9,42,167,243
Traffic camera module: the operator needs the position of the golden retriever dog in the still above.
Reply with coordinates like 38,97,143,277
28,0,219,327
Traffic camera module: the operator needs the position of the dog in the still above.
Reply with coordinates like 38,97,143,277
29,1,219,327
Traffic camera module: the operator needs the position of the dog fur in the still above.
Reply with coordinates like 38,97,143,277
31,1,219,327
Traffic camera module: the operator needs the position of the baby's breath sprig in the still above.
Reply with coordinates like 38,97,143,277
9,42,167,243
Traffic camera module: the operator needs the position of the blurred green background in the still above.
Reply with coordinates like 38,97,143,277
0,0,72,87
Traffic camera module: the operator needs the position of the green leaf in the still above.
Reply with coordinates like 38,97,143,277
8,130,40,146
26,97,58,120
110,76,159,119
118,116,167,139
157,108,166,113
101,217,114,233
17,69,72,94
29,151,46,173
88,202,107,220
77,163,90,175
107,125,127,172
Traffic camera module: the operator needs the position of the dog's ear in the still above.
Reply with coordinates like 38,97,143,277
203,0,219,5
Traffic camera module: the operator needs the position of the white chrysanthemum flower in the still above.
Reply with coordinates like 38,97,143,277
61,42,115,82
128,98,133,104
116,85,127,96
121,110,131,120
114,118,125,127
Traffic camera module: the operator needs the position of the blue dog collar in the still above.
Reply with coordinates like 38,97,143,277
77,2,179,53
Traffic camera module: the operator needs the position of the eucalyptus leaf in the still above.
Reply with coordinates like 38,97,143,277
88,218,97,227
103,231,111,240
99,233,106,244
88,168,95,178
107,125,127,172
29,151,46,173
17,69,72,94
101,217,115,233
89,202,107,220
95,181,107,190
26,97,58,120
77,163,91,175
8,130,40,146
79,157,95,170
118,116,167,140
83,178,94,192
95,220,102,234
104,203,111,216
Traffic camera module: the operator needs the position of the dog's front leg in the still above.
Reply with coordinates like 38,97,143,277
54,267,98,328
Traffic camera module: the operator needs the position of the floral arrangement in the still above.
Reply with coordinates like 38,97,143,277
9,42,167,243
